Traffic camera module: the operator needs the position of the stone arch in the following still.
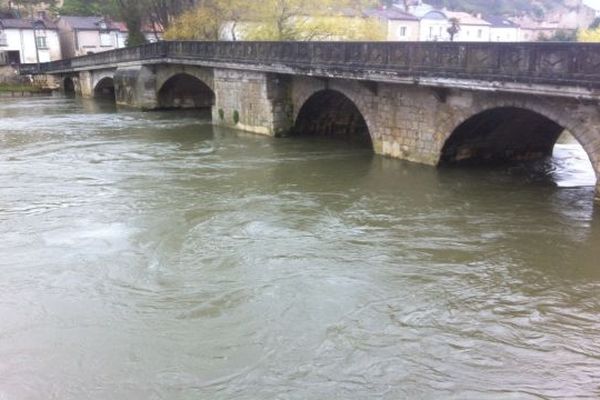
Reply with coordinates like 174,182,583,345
155,67,214,94
293,89,373,147
437,97,599,180
91,70,116,89
156,73,215,111
93,77,116,99
63,77,75,94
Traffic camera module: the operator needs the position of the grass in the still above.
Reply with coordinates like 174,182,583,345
0,83,45,92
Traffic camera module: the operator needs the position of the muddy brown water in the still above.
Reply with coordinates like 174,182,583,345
1,96,599,399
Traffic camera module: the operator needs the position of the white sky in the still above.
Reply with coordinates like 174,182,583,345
584,0,600,10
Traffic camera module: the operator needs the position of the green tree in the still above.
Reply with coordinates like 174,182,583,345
56,0,196,45
578,28,600,42
114,0,147,46
166,0,382,41
538,29,577,42
589,17,600,30
243,0,378,41
57,0,114,16
165,0,246,40
8,0,57,17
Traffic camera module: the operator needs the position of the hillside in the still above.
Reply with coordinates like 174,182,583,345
426,0,580,18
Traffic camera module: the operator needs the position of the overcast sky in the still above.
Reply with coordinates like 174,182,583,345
584,0,600,10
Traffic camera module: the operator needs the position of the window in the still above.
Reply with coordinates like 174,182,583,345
100,32,113,47
35,35,47,49
429,26,433,39
478,29,483,38
0,30,7,47
399,26,407,37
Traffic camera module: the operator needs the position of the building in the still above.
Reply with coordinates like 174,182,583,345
0,17,61,64
416,10,450,41
56,16,125,58
142,22,164,43
486,16,520,42
513,0,595,41
517,20,578,41
365,8,420,41
445,11,491,41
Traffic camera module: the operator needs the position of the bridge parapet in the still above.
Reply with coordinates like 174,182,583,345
20,41,600,89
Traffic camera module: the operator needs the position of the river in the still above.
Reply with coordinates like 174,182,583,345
1,96,599,399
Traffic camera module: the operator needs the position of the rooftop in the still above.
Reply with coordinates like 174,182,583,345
365,8,419,21
58,16,122,31
485,15,519,28
0,18,57,29
445,11,491,26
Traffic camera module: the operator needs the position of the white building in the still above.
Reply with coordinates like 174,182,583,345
56,16,125,58
365,8,420,41
486,16,520,42
0,18,61,64
445,11,491,42
417,10,450,41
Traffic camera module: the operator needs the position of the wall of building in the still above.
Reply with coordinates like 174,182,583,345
386,20,420,41
490,27,519,42
419,18,450,41
75,30,121,56
453,25,491,42
117,31,128,48
0,28,60,63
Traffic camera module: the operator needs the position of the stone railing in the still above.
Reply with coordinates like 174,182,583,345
20,41,600,88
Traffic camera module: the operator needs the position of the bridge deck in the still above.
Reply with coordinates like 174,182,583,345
20,41,600,89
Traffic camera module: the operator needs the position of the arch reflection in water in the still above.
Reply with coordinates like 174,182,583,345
438,106,597,189
93,77,116,100
157,73,215,113
64,77,76,95
293,89,373,148
440,107,565,165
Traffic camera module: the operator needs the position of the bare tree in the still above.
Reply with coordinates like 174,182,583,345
447,17,460,41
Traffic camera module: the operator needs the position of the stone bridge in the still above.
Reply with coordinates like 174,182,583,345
21,41,600,199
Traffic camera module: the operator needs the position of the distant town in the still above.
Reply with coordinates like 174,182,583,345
0,0,599,67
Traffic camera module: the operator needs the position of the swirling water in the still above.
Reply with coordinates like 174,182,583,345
1,96,599,399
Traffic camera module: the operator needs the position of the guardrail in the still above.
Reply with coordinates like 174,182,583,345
19,41,600,87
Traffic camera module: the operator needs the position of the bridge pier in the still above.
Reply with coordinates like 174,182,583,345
108,65,293,136
77,71,94,98
114,66,157,109
211,70,293,136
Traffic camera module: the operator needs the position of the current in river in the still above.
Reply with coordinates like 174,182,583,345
1,96,600,399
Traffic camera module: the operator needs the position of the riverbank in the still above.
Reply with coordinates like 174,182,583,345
0,84,53,97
